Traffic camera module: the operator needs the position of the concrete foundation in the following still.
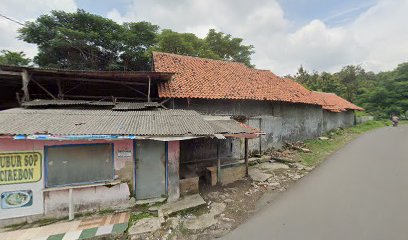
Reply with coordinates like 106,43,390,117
220,164,246,185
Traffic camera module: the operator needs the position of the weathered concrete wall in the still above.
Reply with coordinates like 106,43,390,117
245,103,323,152
323,110,355,132
170,98,274,116
44,183,130,218
356,115,374,124
167,141,180,202
170,98,354,154
220,164,246,185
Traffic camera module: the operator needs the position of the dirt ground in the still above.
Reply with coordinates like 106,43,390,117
130,149,314,240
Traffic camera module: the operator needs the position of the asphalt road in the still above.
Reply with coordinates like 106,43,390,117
223,125,408,240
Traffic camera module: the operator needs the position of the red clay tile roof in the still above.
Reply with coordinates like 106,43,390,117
311,92,364,112
153,52,319,105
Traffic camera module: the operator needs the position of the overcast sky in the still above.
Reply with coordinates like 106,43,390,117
1,0,407,75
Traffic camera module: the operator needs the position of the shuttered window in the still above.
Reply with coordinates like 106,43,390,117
45,144,114,187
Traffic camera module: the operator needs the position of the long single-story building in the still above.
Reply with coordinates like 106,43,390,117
152,52,363,157
0,102,258,225
0,56,362,225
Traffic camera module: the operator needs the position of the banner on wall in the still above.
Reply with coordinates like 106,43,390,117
0,152,42,185
1,190,33,209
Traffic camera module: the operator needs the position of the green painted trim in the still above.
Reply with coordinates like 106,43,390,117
112,223,128,234
47,233,65,240
78,227,98,239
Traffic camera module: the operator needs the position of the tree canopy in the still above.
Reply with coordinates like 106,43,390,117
291,63,408,118
0,50,31,66
17,9,255,70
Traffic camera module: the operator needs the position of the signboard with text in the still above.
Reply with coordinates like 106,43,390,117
0,152,42,185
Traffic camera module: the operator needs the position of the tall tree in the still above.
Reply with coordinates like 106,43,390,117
0,50,31,66
121,21,160,70
336,65,365,102
18,10,159,70
205,29,254,67
293,63,408,118
153,29,254,66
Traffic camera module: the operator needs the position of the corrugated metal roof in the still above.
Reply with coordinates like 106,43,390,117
0,108,216,136
0,64,174,81
22,99,115,107
207,120,254,134
112,102,162,110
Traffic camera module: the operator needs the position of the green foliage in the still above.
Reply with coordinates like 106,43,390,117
205,29,254,67
18,9,255,70
19,10,126,70
153,28,254,67
0,50,31,66
299,121,389,166
293,63,408,119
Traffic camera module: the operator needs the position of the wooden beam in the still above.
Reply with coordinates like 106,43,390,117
63,83,83,95
15,92,21,106
41,77,148,86
57,79,64,99
147,75,151,102
31,78,57,99
0,70,22,76
121,83,147,97
245,138,249,177
217,140,221,185
21,70,30,101
160,98,172,105
63,94,149,101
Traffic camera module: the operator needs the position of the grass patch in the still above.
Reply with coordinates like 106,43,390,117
128,211,155,228
4,221,27,231
355,111,372,117
173,205,209,218
98,208,116,215
35,217,68,227
298,121,390,166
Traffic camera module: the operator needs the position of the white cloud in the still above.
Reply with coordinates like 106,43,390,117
107,0,408,75
350,0,408,71
2,0,407,75
0,0,77,58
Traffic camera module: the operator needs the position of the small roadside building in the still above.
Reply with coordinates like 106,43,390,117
0,102,258,225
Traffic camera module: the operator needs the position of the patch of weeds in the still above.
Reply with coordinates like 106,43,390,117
33,217,68,227
75,211,95,218
132,203,149,212
128,212,154,226
347,120,390,134
148,201,164,210
171,205,209,218
298,121,389,166
4,221,27,231
178,222,192,235
98,208,116,215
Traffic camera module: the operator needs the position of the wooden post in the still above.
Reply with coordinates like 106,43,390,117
244,138,249,176
68,188,74,220
259,118,262,154
147,75,151,102
31,79,57,99
15,92,21,106
217,140,221,185
21,70,30,101
57,79,64,99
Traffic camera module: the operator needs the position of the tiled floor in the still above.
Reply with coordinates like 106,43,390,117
0,212,130,240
